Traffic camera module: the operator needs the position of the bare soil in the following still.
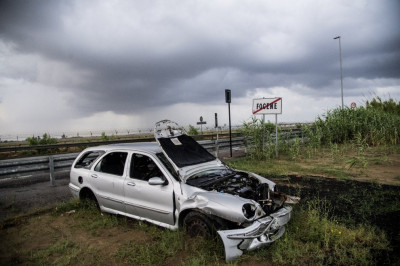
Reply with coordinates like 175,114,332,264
272,175,400,260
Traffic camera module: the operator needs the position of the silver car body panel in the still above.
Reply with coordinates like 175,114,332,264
69,120,297,262
178,187,266,224
218,206,293,262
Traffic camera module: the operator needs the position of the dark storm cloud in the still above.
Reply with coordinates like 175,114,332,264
1,0,399,118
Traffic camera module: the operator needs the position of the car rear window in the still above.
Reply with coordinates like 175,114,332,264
94,152,128,176
74,150,105,169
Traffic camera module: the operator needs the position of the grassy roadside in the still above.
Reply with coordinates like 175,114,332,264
228,144,400,185
0,198,392,265
2,143,399,265
2,97,398,264
226,144,400,264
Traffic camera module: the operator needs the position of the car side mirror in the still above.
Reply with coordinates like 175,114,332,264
148,177,168,186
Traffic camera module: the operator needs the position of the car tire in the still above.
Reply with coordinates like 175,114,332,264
184,211,216,237
80,189,100,210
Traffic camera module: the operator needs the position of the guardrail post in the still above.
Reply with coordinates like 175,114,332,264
49,156,55,186
215,139,219,158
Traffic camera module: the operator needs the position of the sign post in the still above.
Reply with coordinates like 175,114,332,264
196,116,206,135
215,113,219,157
225,89,232,157
275,113,278,157
252,97,282,157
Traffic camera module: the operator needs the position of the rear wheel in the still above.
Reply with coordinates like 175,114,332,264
80,189,99,210
184,211,216,237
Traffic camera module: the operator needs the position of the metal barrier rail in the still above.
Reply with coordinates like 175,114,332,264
0,129,303,185
0,153,79,185
0,137,156,153
0,137,246,185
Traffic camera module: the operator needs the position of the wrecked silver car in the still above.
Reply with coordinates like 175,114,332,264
69,120,299,261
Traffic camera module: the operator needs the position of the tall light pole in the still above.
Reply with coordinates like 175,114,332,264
225,89,232,157
334,36,344,109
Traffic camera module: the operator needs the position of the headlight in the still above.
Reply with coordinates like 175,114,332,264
242,203,256,219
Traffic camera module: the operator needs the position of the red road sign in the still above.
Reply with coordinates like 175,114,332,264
252,98,282,115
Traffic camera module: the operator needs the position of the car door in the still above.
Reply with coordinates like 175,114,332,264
124,152,175,225
91,151,127,212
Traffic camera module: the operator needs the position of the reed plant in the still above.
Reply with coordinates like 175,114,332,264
241,116,276,159
309,105,400,146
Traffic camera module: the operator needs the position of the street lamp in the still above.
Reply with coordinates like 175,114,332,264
334,36,344,109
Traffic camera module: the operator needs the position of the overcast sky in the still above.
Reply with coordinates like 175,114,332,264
1,0,399,138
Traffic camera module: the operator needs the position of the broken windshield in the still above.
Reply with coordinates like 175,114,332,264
186,168,235,187
157,134,216,168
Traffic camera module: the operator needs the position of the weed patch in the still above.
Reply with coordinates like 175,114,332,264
31,240,81,265
256,202,390,265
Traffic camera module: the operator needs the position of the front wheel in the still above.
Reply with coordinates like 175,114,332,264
184,211,215,237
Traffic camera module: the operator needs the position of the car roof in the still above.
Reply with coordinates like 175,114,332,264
85,142,162,154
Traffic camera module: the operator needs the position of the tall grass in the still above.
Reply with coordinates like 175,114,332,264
255,200,390,265
241,98,399,160
241,116,276,159
308,106,400,146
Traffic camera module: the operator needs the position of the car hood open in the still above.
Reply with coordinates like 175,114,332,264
154,120,222,181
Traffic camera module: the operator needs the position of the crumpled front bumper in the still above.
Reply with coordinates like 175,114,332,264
217,206,293,262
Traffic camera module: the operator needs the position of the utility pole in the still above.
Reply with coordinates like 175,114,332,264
225,89,232,157
334,36,344,109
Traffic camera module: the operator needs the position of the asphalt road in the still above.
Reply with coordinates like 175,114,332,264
0,171,72,222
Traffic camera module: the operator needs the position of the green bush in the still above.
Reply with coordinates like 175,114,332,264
305,101,400,146
241,116,276,159
187,125,199,136
26,133,57,146
101,132,109,141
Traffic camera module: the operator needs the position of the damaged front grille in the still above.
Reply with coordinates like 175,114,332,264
186,170,287,215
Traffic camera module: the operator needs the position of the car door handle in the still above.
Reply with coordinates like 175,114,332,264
127,182,136,186
91,174,98,178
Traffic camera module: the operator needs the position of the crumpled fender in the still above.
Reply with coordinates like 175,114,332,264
246,171,276,191
180,191,265,224
218,205,293,262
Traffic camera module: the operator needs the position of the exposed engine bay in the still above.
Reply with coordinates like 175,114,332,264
186,169,289,215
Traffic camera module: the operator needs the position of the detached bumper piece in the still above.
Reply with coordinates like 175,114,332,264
218,206,293,262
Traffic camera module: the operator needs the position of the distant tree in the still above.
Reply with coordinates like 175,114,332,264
26,136,39,146
101,132,109,141
187,125,199,136
40,133,57,145
26,133,57,146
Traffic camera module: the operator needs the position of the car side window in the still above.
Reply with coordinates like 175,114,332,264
74,150,105,169
94,152,127,176
130,153,164,181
